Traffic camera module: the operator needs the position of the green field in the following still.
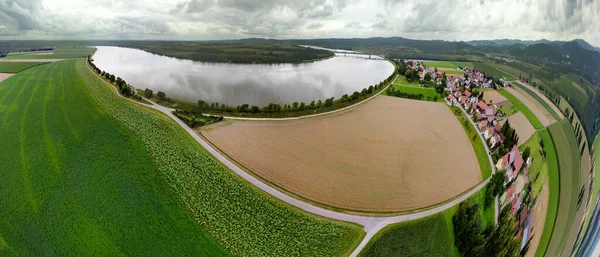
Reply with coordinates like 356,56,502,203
5,48,95,59
391,75,420,87
422,61,474,69
473,62,518,81
0,59,363,256
497,88,545,129
0,60,228,256
520,133,549,197
0,62,48,73
450,106,493,179
512,81,561,120
359,213,453,257
542,120,581,257
78,59,363,256
443,70,467,75
534,128,560,257
546,76,589,112
498,103,518,117
389,85,438,98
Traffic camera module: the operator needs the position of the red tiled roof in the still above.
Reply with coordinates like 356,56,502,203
464,91,472,97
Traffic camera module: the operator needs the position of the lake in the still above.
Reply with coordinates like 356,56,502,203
92,46,395,107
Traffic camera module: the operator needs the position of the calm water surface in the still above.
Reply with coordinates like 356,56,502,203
93,46,394,106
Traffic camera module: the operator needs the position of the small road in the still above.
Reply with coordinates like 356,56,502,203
89,62,493,256
455,103,499,223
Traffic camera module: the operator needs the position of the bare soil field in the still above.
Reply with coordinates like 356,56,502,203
437,67,458,72
514,81,564,121
0,73,13,83
526,183,549,257
482,90,509,106
0,59,63,63
504,87,553,127
201,95,482,212
501,112,536,146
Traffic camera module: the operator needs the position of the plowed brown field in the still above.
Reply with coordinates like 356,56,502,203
201,96,482,212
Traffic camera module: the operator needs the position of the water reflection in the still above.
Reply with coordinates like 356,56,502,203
92,46,395,106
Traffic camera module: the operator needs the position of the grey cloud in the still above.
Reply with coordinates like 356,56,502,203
307,22,324,29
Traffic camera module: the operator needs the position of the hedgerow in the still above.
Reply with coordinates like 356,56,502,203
76,59,363,256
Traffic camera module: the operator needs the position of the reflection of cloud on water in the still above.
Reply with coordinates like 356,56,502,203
93,46,394,107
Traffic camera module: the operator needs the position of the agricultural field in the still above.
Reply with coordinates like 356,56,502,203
512,81,563,121
520,133,550,197
385,85,440,99
481,90,509,105
391,75,420,87
497,88,547,129
5,48,95,59
473,62,518,81
544,120,583,257
0,73,12,83
422,61,474,69
0,62,48,73
533,129,560,257
201,96,483,213
0,60,228,256
546,76,589,113
359,213,453,257
78,59,364,256
501,112,536,146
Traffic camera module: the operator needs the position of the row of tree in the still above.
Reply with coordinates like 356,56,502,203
88,57,136,98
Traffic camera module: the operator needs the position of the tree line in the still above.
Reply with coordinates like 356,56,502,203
88,56,141,101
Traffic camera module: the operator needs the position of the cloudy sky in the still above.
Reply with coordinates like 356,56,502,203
1,0,599,46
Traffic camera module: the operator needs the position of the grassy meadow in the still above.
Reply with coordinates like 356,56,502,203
497,88,545,129
543,120,581,257
422,61,473,68
0,60,229,256
534,128,560,257
473,62,518,81
0,62,48,73
359,214,454,257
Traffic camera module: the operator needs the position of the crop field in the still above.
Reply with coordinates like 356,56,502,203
5,48,95,59
497,88,547,129
78,59,364,256
422,61,473,68
545,76,589,112
526,183,549,257
482,90,509,105
512,81,563,120
0,62,47,73
473,62,517,81
534,128,560,257
202,96,483,212
544,120,582,257
359,213,453,257
0,60,228,256
502,112,536,146
450,106,493,179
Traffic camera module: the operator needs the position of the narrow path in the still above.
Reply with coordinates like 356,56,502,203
87,61,492,256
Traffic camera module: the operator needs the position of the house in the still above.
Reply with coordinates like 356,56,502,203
490,133,505,148
496,146,525,180
447,95,458,106
464,90,472,98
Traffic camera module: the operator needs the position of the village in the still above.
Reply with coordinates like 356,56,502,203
404,59,534,252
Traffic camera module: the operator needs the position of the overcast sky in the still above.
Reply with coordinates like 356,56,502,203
0,0,599,46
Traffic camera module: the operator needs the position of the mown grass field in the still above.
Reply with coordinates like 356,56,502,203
450,106,493,179
0,60,229,256
5,48,95,59
78,59,363,256
359,213,453,257
386,85,439,99
422,61,473,68
512,81,561,120
0,62,48,73
520,133,549,197
534,128,560,257
497,88,545,129
391,75,420,87
543,120,581,257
